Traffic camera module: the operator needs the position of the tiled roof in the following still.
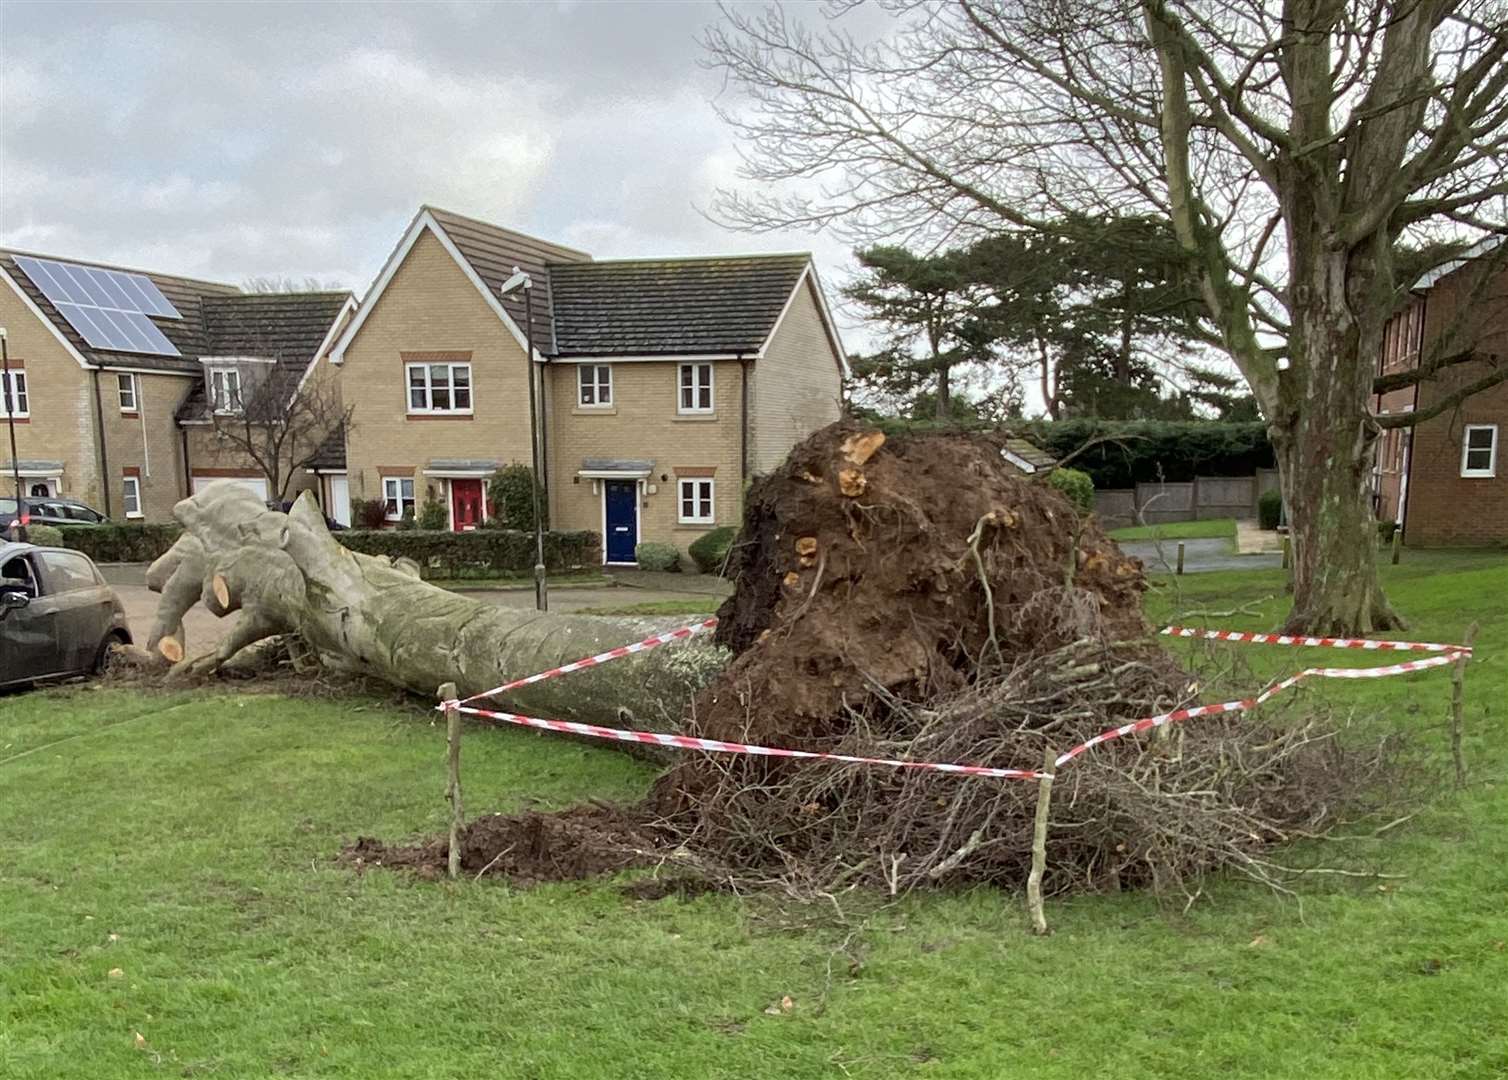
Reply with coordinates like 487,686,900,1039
0,248,239,374
546,254,811,357
175,291,352,422
426,206,590,352
309,425,347,471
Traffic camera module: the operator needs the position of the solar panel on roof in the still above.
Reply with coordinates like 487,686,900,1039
13,254,183,356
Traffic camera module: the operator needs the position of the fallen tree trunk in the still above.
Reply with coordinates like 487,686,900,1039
146,484,725,725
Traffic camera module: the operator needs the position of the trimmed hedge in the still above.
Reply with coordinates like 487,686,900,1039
57,523,184,562
688,526,737,575
25,524,64,547
634,542,681,572
337,528,599,579
1258,489,1283,530
1022,420,1275,489
1047,467,1094,513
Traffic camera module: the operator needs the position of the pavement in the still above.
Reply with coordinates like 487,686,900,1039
101,564,730,659
1117,537,1283,574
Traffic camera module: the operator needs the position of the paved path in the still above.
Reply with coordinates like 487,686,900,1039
1117,537,1282,574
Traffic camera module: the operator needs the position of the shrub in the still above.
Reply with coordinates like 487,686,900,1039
1048,467,1094,514
417,494,448,531
353,498,388,530
395,507,417,531
634,542,681,572
1258,488,1283,530
25,524,64,547
1377,520,1399,545
335,528,599,579
488,464,547,530
56,523,183,562
1022,420,1275,489
688,526,738,575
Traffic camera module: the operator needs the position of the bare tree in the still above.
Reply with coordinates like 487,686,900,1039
704,0,1507,633
209,367,351,503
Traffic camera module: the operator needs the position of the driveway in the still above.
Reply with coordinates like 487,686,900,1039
1117,537,1283,574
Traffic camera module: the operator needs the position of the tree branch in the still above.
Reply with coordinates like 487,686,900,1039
1376,359,1508,428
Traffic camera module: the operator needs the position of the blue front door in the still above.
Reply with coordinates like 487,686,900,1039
604,480,638,563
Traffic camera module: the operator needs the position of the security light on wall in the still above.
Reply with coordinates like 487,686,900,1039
499,268,533,295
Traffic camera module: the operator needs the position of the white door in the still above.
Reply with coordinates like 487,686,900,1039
328,475,351,527
192,475,270,502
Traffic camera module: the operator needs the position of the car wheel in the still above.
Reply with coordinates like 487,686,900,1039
94,632,130,675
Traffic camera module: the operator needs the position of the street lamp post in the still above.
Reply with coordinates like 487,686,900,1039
500,269,548,612
1,328,25,543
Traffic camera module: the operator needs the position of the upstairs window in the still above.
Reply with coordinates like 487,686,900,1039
407,363,472,413
1,370,28,418
577,364,612,407
209,366,242,413
678,478,715,525
118,373,137,412
678,362,713,414
1461,425,1498,478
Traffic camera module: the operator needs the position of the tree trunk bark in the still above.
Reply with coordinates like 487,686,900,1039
147,485,726,725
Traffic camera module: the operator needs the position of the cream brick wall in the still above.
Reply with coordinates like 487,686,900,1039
0,281,104,508
98,370,193,521
339,229,534,513
547,359,744,559
749,277,844,474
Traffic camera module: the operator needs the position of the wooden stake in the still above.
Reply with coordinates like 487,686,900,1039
1175,541,1186,575
1026,745,1055,936
1281,534,1291,570
439,682,464,879
1449,624,1477,790
1390,528,1402,565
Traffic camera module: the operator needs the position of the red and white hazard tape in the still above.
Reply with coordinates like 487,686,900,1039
455,617,720,706
1161,625,1472,655
1056,651,1460,767
438,616,1473,784
454,704,1052,780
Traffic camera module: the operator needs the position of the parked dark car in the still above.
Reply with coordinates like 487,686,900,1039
0,541,132,689
0,496,108,530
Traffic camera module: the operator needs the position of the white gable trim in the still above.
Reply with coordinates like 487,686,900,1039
754,263,850,378
0,263,94,369
328,210,538,365
295,294,358,394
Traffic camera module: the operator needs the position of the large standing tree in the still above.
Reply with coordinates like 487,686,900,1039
705,0,1508,633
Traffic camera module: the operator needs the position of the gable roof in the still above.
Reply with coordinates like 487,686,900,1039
547,253,812,358
175,291,354,422
331,205,846,369
0,247,240,373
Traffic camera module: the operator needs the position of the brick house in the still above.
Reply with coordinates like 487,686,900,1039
325,206,847,561
1373,244,1507,545
0,247,351,521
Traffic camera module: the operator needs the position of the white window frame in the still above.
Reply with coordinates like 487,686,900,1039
1,369,28,418
677,478,715,525
577,363,613,408
118,372,137,412
405,362,473,415
677,362,714,414
383,476,416,521
1461,424,1498,478
122,476,143,519
208,365,242,414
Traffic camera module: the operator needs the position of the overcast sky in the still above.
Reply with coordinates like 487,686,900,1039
0,0,870,333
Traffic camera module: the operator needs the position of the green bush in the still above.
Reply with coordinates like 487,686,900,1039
487,464,547,530
25,524,64,547
335,528,598,580
417,494,448,531
634,542,681,572
688,526,738,575
395,507,417,531
1378,520,1399,545
352,498,388,530
57,523,183,562
1047,467,1094,514
1258,489,1283,530
1023,420,1275,489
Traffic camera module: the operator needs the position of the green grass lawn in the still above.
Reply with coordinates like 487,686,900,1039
434,571,613,591
2,550,1505,1078
1108,517,1239,542
576,598,722,617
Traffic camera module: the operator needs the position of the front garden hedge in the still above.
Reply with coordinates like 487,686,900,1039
57,523,184,563
337,528,599,579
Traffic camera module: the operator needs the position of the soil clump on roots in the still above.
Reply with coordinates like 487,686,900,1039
353,423,1402,899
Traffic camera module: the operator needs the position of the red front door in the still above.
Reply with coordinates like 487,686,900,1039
451,479,484,531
